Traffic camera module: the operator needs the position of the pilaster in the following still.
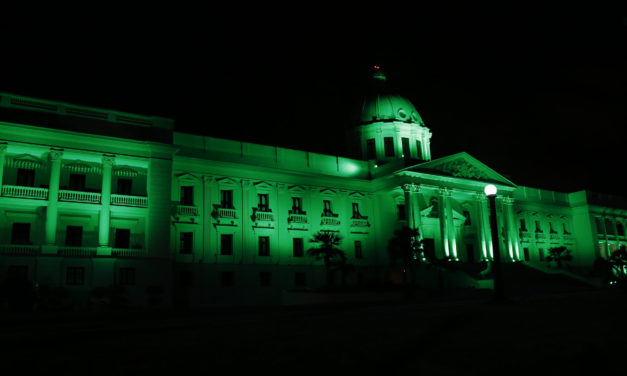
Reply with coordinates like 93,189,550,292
437,188,449,258
402,183,422,239
98,155,115,256
474,193,489,261
43,148,63,253
0,143,7,192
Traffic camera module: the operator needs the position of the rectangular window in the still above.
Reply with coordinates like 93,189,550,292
220,234,233,255
401,137,410,157
294,272,306,287
259,272,272,287
397,204,406,221
69,173,86,191
617,221,624,237
292,197,303,214
355,240,363,259
523,248,530,261
221,271,234,287
258,193,269,212
117,178,132,195
180,232,193,254
323,200,332,216
221,190,233,209
366,139,376,160
520,219,527,232
605,218,615,235
293,237,304,257
66,267,85,285
16,168,35,187
538,248,544,262
352,202,360,219
384,137,395,157
114,229,131,249
463,210,471,226
416,140,423,159
11,223,30,245
119,267,136,286
65,225,83,247
535,220,543,233
180,186,194,206
258,236,270,257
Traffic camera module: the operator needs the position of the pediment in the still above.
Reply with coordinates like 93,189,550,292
176,172,200,182
10,154,43,169
253,181,274,191
215,177,238,187
64,160,97,174
349,191,366,200
288,185,308,194
401,152,516,187
115,166,142,177
320,188,337,197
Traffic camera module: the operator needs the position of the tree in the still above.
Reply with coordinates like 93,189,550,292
609,247,627,282
545,246,573,268
387,226,423,285
307,231,348,287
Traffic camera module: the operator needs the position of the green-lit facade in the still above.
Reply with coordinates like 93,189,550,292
0,74,622,306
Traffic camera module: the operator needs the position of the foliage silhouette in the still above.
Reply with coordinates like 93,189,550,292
307,231,352,286
387,226,423,285
545,246,573,268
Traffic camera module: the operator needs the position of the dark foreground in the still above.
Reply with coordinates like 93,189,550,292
1,289,625,375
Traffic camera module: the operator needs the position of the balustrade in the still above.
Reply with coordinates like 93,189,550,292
59,190,101,203
0,244,40,256
57,247,98,257
218,208,237,218
112,248,147,257
288,213,308,224
1,185,48,200
254,211,274,222
177,205,199,216
321,216,340,226
111,194,148,207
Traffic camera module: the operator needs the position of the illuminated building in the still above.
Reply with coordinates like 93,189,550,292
0,71,619,306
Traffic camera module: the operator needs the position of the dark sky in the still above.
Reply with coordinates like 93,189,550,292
2,8,626,195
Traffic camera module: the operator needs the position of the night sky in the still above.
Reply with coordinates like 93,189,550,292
2,9,625,195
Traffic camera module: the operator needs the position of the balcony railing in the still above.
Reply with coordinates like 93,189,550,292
0,244,40,256
1,185,48,200
59,190,101,204
58,247,98,257
218,208,237,219
321,216,341,226
550,233,560,240
350,218,370,227
288,213,308,224
111,194,147,207
535,232,546,240
254,211,274,222
112,248,147,258
177,205,199,216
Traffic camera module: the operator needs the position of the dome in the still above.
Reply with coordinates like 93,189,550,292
358,70,425,126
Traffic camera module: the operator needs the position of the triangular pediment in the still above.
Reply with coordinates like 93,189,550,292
400,152,516,187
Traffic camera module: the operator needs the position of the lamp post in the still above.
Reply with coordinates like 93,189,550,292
484,184,505,302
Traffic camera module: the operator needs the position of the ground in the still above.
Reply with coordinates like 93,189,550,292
1,287,624,375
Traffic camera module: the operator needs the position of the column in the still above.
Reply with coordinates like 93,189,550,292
98,155,114,255
444,189,458,260
0,143,7,193
474,193,489,261
437,188,449,258
503,197,521,261
402,183,422,238
43,148,63,254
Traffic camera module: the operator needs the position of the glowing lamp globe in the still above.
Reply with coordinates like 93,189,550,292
484,184,497,196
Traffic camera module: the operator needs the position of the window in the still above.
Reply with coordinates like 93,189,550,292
66,267,85,285
221,271,234,287
11,223,30,245
463,210,471,226
523,248,530,261
355,240,363,259
180,186,194,206
538,248,544,261
119,268,136,286
291,197,303,214
535,220,543,233
221,190,233,209
220,234,233,255
294,272,306,287
549,222,557,234
69,173,86,191
258,236,270,257
384,137,394,157
352,202,361,219
117,178,132,195
397,204,406,220
605,218,616,236
563,223,571,235
65,226,83,247
596,217,604,234
180,232,193,254
258,194,269,212
520,219,528,232
323,200,332,216
416,140,423,159
16,168,35,187
366,139,376,160
293,238,304,257
114,229,131,249
259,272,272,287
401,137,410,157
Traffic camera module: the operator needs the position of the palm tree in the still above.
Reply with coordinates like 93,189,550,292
545,246,573,268
307,231,347,286
387,226,423,285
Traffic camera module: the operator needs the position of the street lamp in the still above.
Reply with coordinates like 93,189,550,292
484,184,505,302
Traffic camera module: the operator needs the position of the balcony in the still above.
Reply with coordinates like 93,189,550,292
350,218,370,228
519,230,531,240
0,244,40,256
1,185,48,200
112,248,148,258
321,216,340,226
59,190,101,204
535,232,546,240
550,233,560,240
217,207,237,219
254,210,274,222
111,194,148,207
288,213,308,224
57,247,98,257
177,205,199,216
